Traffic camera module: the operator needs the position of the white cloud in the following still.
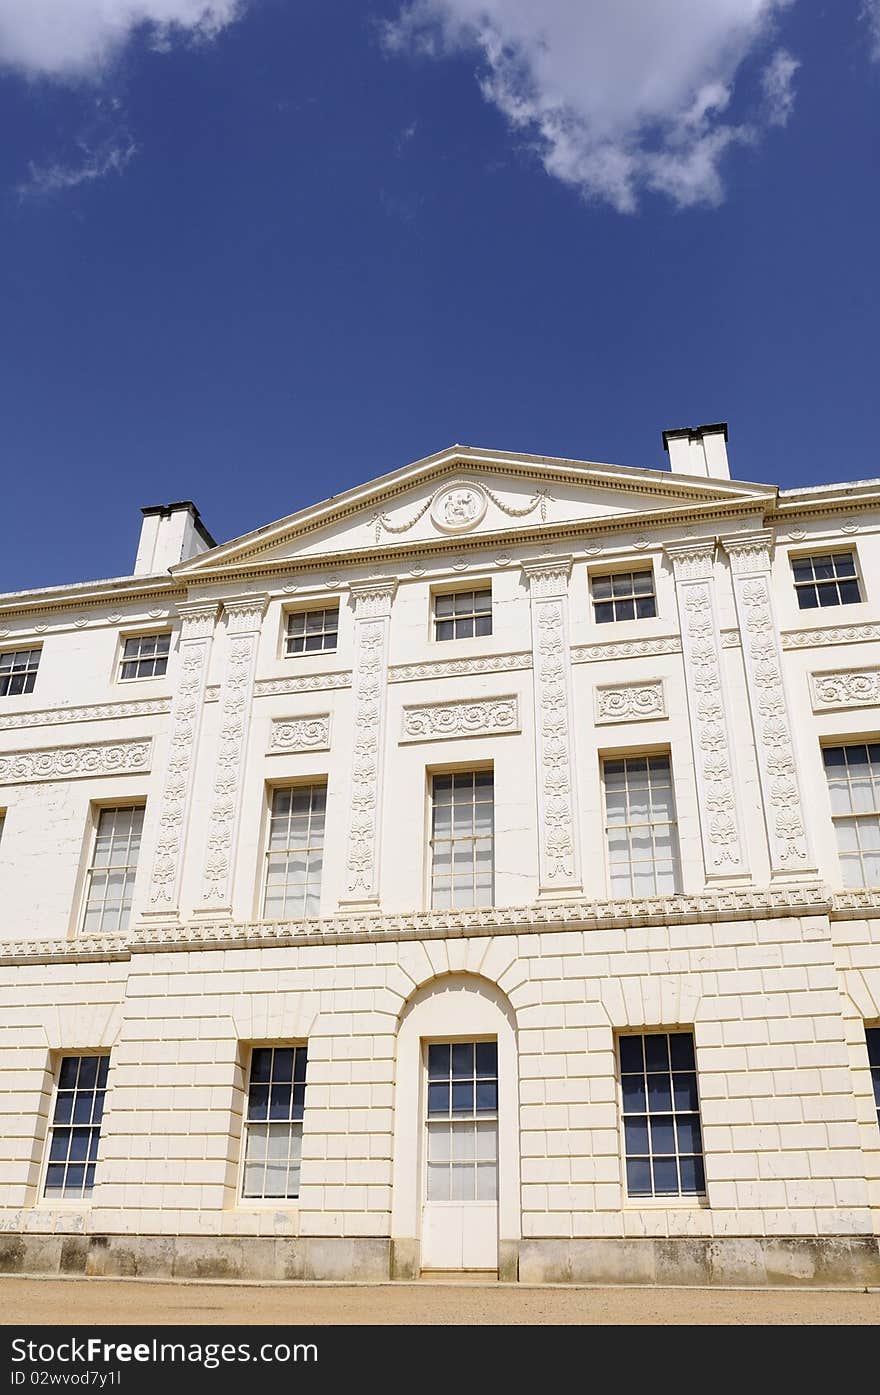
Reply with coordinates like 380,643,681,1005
0,1,244,80
863,1,880,60
384,0,798,212
16,136,137,196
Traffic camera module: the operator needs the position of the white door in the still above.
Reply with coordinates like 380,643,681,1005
421,1040,498,1271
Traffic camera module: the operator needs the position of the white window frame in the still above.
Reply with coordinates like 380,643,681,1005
589,566,657,625
601,751,681,898
790,549,864,612
238,1043,308,1204
283,604,340,658
0,646,42,697
261,782,327,920
822,742,880,888
116,630,172,682
616,1030,706,1206
431,585,493,643
428,767,494,910
423,1037,499,1205
39,1052,110,1205
79,803,145,936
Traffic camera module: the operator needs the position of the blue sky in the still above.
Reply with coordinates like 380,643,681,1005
0,0,878,592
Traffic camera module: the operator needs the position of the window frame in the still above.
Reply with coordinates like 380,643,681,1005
789,548,864,612
616,1029,707,1206
238,1042,308,1205
427,765,495,911
115,629,173,683
39,1052,110,1206
865,1025,880,1133
422,1037,499,1206
261,781,328,921
281,603,341,659
600,750,682,899
821,741,880,889
430,583,493,644
78,802,146,937
588,566,657,626
0,646,42,698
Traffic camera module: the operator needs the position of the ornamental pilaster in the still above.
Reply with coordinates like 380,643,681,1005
338,578,397,911
721,531,817,878
194,595,268,920
664,541,749,884
522,558,582,897
139,599,218,924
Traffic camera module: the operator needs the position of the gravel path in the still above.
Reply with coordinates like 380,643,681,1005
1,1276,878,1325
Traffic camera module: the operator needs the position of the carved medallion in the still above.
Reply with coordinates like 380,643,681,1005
431,483,487,534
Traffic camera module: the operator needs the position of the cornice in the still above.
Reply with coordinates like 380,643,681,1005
0,698,171,731
0,577,182,621
0,885,831,964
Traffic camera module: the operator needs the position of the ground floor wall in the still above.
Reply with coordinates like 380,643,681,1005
1,908,879,1285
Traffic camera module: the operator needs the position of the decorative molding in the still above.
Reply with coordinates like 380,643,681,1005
371,478,551,542
721,535,815,876
0,698,171,731
401,696,519,743
254,672,352,696
341,587,395,904
524,559,580,893
196,598,268,911
720,630,741,649
269,715,331,753
348,577,397,620
594,682,665,725
571,636,682,663
666,541,747,879
0,738,151,785
809,668,880,712
389,652,532,684
143,601,217,914
782,622,880,650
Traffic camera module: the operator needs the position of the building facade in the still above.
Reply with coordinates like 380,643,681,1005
1,424,880,1285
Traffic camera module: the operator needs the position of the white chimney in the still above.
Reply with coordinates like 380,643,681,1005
134,501,216,576
662,423,730,480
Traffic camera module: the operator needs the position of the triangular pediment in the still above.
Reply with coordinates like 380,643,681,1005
174,445,776,578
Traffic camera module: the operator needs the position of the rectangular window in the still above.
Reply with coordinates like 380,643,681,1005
603,754,680,897
430,771,494,909
433,588,492,641
0,648,41,697
242,1045,307,1200
285,607,339,655
81,806,144,934
263,785,326,919
619,1031,704,1199
867,1028,880,1130
119,632,170,680
0,811,4,844
44,1055,109,1201
591,570,656,624
823,744,880,887
792,552,862,610
426,1041,498,1202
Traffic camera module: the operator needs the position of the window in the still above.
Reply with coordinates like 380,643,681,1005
242,1045,307,1199
263,785,326,918
0,648,41,697
430,771,493,909
426,1041,497,1202
603,755,680,897
433,588,492,641
591,570,656,624
619,1032,704,1199
119,632,170,680
791,552,861,610
285,607,338,655
43,1055,109,1201
81,807,144,934
867,1028,880,1130
0,811,4,844
823,745,880,887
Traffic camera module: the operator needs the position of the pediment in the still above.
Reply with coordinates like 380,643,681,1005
174,445,775,578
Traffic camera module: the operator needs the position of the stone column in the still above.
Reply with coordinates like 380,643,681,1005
338,578,397,912
522,558,582,897
664,541,750,884
194,594,268,921
139,598,218,925
721,531,817,878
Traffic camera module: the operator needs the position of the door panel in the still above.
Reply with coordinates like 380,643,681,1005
421,1040,498,1271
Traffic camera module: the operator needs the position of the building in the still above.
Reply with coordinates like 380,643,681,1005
1,424,880,1286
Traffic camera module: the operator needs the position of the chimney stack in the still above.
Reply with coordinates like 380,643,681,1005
134,501,216,576
662,423,730,480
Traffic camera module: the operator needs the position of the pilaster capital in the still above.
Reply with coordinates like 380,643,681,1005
720,530,774,576
663,540,716,582
522,556,573,598
349,577,398,620
175,599,219,641
223,594,269,634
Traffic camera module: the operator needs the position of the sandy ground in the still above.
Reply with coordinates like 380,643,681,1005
0,1275,878,1325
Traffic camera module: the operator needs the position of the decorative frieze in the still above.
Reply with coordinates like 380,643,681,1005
523,558,581,895
340,579,396,908
269,715,331,753
196,597,268,915
0,698,171,731
0,738,151,785
401,696,519,743
782,622,880,650
142,601,218,918
371,477,551,541
571,636,682,663
594,682,665,725
809,668,880,711
665,542,748,881
254,672,351,696
389,653,532,683
721,533,816,876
